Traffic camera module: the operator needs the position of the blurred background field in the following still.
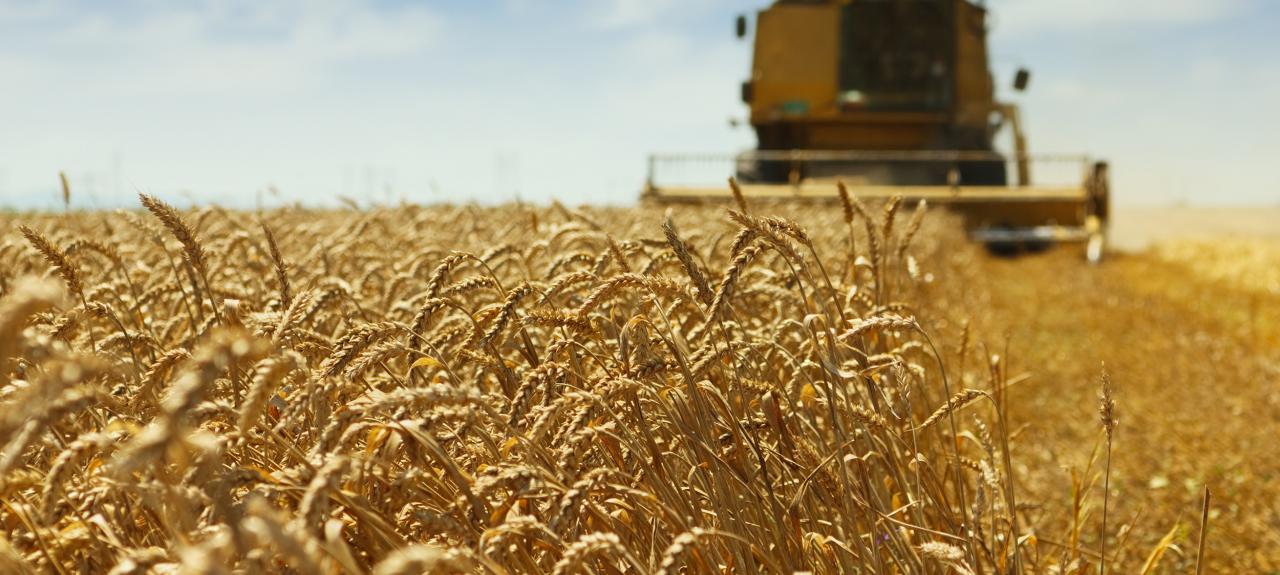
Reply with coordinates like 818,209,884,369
938,228,1280,572
1111,205,1280,251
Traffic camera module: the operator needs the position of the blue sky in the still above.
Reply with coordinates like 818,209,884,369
1,0,1276,209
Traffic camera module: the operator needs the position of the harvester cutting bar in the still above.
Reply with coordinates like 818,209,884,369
644,150,1093,190
642,150,1110,262
649,149,1090,163
643,183,1086,203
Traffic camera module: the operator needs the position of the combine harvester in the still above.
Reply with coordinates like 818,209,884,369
643,0,1109,262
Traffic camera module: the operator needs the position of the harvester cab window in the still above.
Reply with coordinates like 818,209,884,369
838,0,954,111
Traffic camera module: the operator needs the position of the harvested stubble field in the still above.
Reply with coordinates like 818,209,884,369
0,196,1274,574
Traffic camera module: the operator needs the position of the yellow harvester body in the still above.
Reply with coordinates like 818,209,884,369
644,0,1109,260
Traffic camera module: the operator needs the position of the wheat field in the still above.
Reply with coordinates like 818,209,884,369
1,195,1263,574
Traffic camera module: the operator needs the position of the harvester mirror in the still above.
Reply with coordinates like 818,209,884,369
736,14,747,39
1014,68,1031,91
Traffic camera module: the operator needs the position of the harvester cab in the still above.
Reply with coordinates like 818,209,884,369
644,0,1109,262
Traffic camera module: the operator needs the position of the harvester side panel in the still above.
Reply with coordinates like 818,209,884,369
750,5,840,124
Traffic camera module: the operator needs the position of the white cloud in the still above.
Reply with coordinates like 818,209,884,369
0,0,448,207
588,0,682,29
8,0,443,85
991,0,1253,34
585,0,737,30
1005,53,1280,205
0,0,754,208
